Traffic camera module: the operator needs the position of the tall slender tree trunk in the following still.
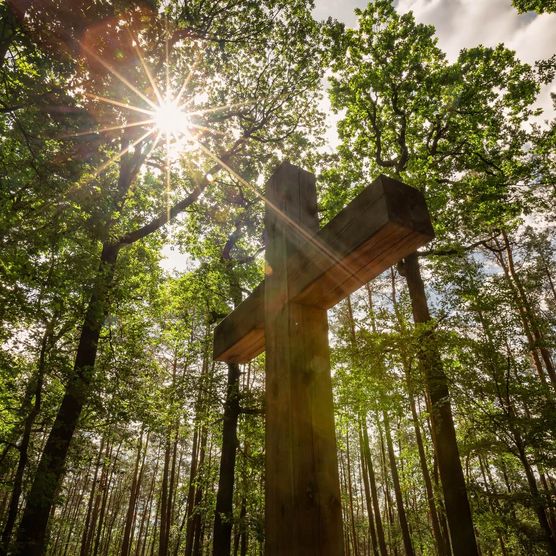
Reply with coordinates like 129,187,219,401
185,424,208,556
14,242,120,555
477,455,508,556
339,451,352,555
185,334,213,556
495,233,556,389
50,468,80,555
80,436,106,556
382,411,415,556
213,265,244,556
389,270,450,556
131,430,151,552
93,439,122,556
238,495,248,556
191,429,208,556
377,421,396,554
400,252,478,555
158,432,172,556
407,388,450,556
346,433,360,556
212,362,241,556
121,429,146,556
139,443,161,556
1,327,50,554
358,422,379,556
538,471,556,538
90,443,111,555
61,467,90,556
166,425,180,552
504,398,556,553
361,419,388,556
184,423,200,556
103,476,126,555
358,288,413,555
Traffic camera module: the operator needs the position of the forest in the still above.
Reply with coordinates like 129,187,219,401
0,0,555,554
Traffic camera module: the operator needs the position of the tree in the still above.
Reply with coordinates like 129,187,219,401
4,1,325,553
512,0,556,13
327,0,547,553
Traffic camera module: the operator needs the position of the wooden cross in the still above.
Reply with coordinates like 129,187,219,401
213,162,434,555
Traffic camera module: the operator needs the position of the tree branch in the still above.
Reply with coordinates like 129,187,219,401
418,234,502,257
115,137,247,247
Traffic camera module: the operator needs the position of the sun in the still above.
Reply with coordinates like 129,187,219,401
69,32,252,190
154,99,191,138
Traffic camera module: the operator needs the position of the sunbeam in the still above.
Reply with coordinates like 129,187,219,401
84,93,154,116
154,100,191,137
65,21,255,221
60,118,155,139
191,137,359,285
129,30,164,105
89,126,156,180
79,40,158,110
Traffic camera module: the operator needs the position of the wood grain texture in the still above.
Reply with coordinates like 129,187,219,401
263,161,344,555
213,172,434,363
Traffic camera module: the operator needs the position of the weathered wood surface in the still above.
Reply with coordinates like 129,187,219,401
213,171,434,363
263,162,344,555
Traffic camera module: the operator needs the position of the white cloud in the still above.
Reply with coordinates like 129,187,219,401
314,0,556,121
312,0,368,26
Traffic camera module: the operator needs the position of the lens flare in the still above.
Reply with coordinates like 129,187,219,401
154,100,191,137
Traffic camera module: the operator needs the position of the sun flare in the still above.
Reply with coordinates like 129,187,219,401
67,30,252,205
154,99,191,137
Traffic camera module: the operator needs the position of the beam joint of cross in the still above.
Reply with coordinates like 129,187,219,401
213,163,435,364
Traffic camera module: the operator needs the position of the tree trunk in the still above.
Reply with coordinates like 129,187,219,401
80,436,106,556
93,439,122,556
158,432,171,556
377,422,396,553
401,252,478,555
407,388,450,556
1,327,49,554
191,429,208,556
358,422,379,556
382,410,415,556
477,455,508,556
61,467,89,556
50,468,80,555
504,396,556,553
184,422,200,556
346,433,360,556
496,232,556,390
389,271,450,556
139,443,161,556
14,242,120,556
121,429,146,556
185,424,207,556
166,426,179,552
212,362,241,556
361,419,388,556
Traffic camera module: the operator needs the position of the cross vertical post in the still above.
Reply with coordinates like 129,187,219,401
263,162,344,555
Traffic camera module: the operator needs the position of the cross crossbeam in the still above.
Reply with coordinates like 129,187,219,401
213,169,434,363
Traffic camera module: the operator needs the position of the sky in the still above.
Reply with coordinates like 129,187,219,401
313,0,556,120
